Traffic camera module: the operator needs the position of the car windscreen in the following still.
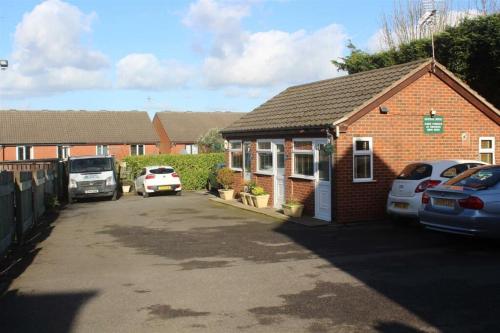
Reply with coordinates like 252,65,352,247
149,168,174,174
70,158,113,173
397,163,432,180
446,167,500,189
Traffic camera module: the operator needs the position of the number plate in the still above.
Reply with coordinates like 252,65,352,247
85,189,99,194
158,185,171,191
394,202,409,209
434,198,454,208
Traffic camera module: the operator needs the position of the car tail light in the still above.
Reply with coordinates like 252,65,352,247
422,192,430,204
458,196,484,210
415,180,441,193
147,185,155,190
145,174,155,180
172,172,179,178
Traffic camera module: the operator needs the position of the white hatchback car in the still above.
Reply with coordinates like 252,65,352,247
387,160,486,219
134,166,182,198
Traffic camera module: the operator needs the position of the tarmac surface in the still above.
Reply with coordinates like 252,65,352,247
1,191,500,332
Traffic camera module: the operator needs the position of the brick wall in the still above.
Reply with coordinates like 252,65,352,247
335,72,500,223
153,116,172,154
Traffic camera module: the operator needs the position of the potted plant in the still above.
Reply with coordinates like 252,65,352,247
240,181,256,205
216,167,235,200
282,199,304,217
251,186,270,208
122,179,134,193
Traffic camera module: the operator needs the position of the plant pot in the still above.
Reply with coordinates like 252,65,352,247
239,192,248,205
218,189,234,200
122,185,131,193
282,204,304,217
252,194,270,208
247,194,255,207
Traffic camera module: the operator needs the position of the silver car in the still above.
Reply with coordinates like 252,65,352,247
419,165,500,237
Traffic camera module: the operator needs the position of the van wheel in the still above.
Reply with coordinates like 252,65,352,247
143,191,149,198
68,194,74,204
111,191,117,201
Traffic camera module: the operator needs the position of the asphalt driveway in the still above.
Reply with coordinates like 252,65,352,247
1,192,500,332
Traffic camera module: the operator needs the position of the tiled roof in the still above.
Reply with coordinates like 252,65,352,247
155,111,245,142
223,59,431,133
0,110,159,145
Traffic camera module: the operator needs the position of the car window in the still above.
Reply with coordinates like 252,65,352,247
447,167,500,189
441,164,468,178
149,168,174,174
397,163,432,180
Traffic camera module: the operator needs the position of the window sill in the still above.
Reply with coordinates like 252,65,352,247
254,171,273,176
230,168,243,172
352,179,377,183
289,175,315,181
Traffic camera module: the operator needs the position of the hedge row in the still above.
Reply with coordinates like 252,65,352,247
123,153,225,190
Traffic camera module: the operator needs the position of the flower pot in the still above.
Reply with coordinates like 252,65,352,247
239,192,248,205
218,189,234,200
247,194,255,207
282,204,304,217
122,185,131,193
252,194,270,208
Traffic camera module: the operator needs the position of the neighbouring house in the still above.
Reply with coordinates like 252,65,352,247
0,110,159,161
221,59,500,223
153,111,245,154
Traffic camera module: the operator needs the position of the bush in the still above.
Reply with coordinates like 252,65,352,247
123,153,224,191
216,167,234,190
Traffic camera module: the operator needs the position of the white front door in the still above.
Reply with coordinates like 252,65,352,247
273,141,285,208
314,140,331,221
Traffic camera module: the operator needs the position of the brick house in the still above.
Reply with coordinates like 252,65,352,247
221,59,500,223
0,110,159,161
153,111,244,154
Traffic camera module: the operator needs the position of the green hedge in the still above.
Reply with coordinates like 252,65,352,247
123,153,225,190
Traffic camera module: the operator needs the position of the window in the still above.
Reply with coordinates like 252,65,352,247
229,141,243,170
353,137,373,182
17,146,33,161
185,144,199,155
479,137,495,164
57,146,70,159
96,145,109,156
292,140,314,177
257,140,273,173
131,144,145,156
397,163,432,180
441,163,484,179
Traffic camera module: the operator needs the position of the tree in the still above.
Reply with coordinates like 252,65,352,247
196,128,225,153
332,14,500,108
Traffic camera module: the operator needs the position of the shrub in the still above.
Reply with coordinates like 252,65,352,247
251,186,268,196
123,153,224,191
216,167,234,190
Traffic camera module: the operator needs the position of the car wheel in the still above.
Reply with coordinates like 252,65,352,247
176,191,182,196
111,191,117,201
143,191,149,198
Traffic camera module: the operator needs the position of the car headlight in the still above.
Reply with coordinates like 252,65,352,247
106,176,116,186
69,179,77,188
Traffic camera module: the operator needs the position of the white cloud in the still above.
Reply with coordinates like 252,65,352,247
116,53,193,90
0,0,110,97
184,0,347,88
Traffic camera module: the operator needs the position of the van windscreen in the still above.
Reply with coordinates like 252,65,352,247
70,158,113,173
150,168,174,174
397,163,432,180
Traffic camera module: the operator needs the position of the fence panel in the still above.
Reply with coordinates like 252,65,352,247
44,169,55,206
33,170,46,222
0,171,15,257
15,171,34,244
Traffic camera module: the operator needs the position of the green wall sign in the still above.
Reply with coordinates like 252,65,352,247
423,116,444,134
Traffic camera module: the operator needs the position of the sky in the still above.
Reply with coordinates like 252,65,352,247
0,0,472,118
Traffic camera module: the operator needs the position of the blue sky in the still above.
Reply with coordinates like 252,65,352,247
0,0,470,117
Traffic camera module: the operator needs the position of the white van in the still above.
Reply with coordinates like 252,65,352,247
67,156,117,203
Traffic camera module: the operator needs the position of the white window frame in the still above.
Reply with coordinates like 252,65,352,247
352,137,373,183
96,145,109,156
56,145,71,159
479,137,495,164
229,140,243,171
256,139,273,175
16,145,34,161
292,138,315,180
130,144,145,156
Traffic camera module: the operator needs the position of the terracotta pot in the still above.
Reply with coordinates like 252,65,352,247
218,189,234,200
252,194,270,208
282,204,304,217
